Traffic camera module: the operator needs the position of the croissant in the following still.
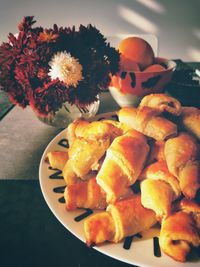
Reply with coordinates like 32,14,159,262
146,140,165,165
179,107,200,140
118,106,177,141
100,119,133,135
96,129,149,203
67,119,90,146
84,195,157,246
62,136,110,185
46,151,68,171
139,93,182,116
64,176,107,211
175,198,200,229
140,161,181,220
159,211,200,262
67,119,122,146
164,132,200,199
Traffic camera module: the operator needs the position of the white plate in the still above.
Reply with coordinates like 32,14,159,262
39,128,200,267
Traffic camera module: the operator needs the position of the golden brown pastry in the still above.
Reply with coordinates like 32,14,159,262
139,93,182,116
100,119,133,135
179,107,200,140
67,119,90,146
175,198,200,229
46,151,68,171
146,140,165,165
64,118,125,185
64,176,107,211
84,211,115,246
67,119,122,146
164,132,200,199
84,195,157,246
118,106,177,141
81,121,122,141
177,198,200,214
159,211,200,262
140,161,181,220
96,129,149,203
63,136,110,185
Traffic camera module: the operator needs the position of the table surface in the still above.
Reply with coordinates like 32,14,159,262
0,60,200,267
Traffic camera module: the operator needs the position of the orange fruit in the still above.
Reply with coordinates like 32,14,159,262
120,55,140,71
143,64,166,72
118,37,155,70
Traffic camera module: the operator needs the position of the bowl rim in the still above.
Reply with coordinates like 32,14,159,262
118,57,176,74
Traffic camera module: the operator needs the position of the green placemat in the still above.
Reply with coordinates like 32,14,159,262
173,59,200,70
0,180,135,267
166,60,200,107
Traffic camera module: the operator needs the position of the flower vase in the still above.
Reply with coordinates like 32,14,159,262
37,98,100,128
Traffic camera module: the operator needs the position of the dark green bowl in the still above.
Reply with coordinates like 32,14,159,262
166,69,200,107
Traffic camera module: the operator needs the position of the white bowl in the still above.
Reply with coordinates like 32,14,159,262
109,58,176,107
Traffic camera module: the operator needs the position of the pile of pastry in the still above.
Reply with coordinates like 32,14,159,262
47,93,200,263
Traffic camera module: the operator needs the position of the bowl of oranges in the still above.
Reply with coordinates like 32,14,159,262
109,36,176,107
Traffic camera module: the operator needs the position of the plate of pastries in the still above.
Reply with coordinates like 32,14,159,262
39,93,200,267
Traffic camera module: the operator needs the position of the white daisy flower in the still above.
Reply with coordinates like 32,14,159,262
48,51,83,87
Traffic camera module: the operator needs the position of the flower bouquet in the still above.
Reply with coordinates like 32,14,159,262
0,16,120,119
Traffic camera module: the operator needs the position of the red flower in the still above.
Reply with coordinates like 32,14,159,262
38,30,59,43
18,16,36,32
37,67,48,80
30,80,69,116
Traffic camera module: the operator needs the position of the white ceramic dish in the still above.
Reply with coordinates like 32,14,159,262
108,58,176,108
39,126,200,267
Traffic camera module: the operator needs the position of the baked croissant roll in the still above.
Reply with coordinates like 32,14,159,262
139,93,182,116
101,119,133,135
159,211,200,262
63,136,110,185
96,129,149,203
146,140,165,165
164,132,200,199
46,151,68,171
175,198,200,229
140,160,181,220
179,107,200,140
84,195,157,246
64,176,107,211
67,119,90,146
118,106,177,141
67,119,122,146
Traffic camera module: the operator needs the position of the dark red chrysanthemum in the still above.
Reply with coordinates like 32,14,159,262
38,30,59,43
29,80,69,116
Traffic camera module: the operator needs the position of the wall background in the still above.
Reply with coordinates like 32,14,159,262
0,0,199,61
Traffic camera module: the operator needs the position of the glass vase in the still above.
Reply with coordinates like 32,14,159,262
37,97,100,128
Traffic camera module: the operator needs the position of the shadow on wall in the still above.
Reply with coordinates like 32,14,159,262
116,0,200,61
0,0,199,61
